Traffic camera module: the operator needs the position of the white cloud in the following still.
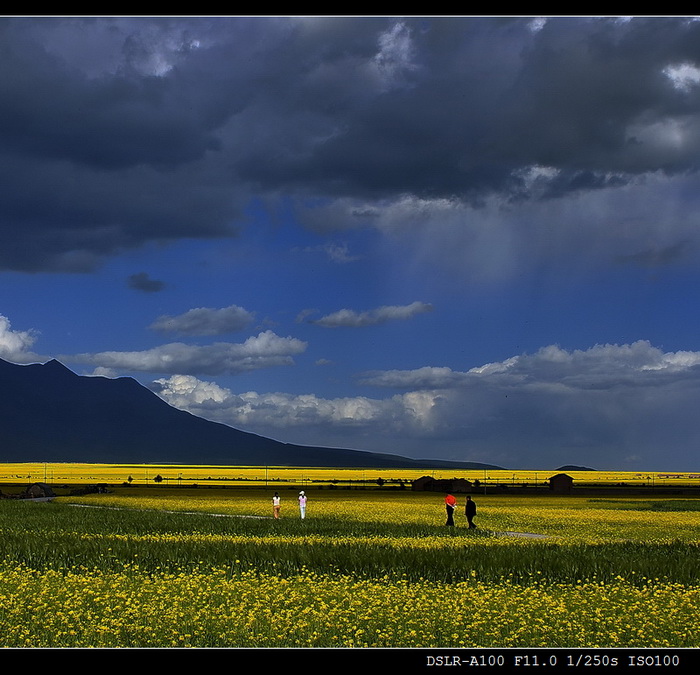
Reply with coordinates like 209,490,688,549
153,374,232,406
149,305,254,336
663,63,700,92
528,18,547,33
154,380,419,432
372,21,418,91
65,331,307,375
89,367,118,378
0,314,40,363
152,341,700,470
362,341,700,390
315,358,333,366
312,301,433,327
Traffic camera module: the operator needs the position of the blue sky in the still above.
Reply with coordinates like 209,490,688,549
2,16,700,470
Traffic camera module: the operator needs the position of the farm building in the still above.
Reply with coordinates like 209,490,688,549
22,483,56,499
412,476,472,493
548,473,574,494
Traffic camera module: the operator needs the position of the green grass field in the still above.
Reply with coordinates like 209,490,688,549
1,489,698,647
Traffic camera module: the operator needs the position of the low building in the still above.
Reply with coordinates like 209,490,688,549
412,476,472,493
548,473,574,494
22,483,56,499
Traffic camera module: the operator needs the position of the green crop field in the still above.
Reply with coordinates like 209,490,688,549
1,488,699,647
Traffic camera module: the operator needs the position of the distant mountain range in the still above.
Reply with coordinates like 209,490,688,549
0,358,503,469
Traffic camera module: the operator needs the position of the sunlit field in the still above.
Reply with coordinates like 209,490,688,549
1,488,699,647
2,461,699,488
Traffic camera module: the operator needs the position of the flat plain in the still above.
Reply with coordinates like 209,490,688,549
2,462,700,487
1,484,698,647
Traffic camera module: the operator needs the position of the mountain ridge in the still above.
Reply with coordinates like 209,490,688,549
0,358,504,469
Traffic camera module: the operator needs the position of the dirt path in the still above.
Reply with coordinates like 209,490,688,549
67,503,267,519
65,503,548,536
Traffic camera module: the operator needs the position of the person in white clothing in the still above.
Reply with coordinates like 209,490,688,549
298,490,307,519
272,492,281,519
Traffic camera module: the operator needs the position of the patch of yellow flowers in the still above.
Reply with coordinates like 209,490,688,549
2,491,699,647
0,563,697,647
67,492,700,543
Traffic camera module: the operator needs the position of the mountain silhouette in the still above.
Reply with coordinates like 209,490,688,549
0,358,502,469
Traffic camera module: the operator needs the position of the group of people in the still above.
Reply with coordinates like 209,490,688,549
271,490,476,528
445,493,477,528
272,490,306,519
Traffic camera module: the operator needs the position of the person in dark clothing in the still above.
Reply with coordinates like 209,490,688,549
465,495,477,528
445,493,457,526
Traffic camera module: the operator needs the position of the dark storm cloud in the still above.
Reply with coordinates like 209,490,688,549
127,272,165,293
0,17,257,271
239,17,700,199
4,17,700,272
0,19,225,169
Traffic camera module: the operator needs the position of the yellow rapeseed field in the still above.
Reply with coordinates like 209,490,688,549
0,564,697,647
65,490,700,543
1,487,699,647
2,461,699,487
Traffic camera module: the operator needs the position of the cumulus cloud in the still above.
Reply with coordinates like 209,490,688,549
362,342,700,389
64,330,307,375
149,305,254,336
312,301,433,327
152,341,700,470
151,374,232,407
154,379,415,433
0,314,40,363
315,358,333,366
663,62,700,93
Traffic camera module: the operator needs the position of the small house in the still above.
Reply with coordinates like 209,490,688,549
548,473,574,494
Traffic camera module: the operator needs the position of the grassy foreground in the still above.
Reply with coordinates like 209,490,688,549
1,489,699,647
